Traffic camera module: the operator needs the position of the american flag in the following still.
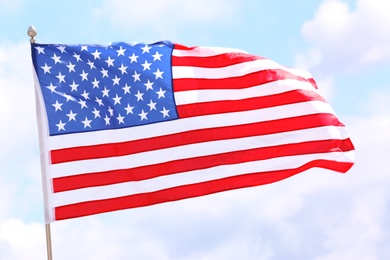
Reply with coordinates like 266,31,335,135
31,41,355,222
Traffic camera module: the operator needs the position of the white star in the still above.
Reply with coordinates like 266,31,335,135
69,81,79,92
101,68,109,78
41,63,52,74
160,107,170,118
56,120,66,131
153,68,164,79
51,53,61,64
147,100,157,111
132,71,141,82
95,96,104,106
78,99,88,109
156,87,166,99
52,100,63,111
124,104,134,114
87,60,96,69
141,45,151,53
104,115,111,125
144,80,154,90
129,53,138,63
46,83,57,93
92,107,101,118
113,94,122,105
66,110,77,121
122,84,131,94
81,117,92,128
66,62,76,72
116,46,126,56
57,46,67,53
92,78,100,88
105,56,115,67
80,70,88,81
107,106,114,116
73,52,82,62
81,90,90,100
112,75,120,85
118,64,128,74
56,72,66,83
116,113,125,124
102,87,110,97
152,51,163,61
92,49,101,60
81,46,88,51
135,90,144,101
138,109,148,121
141,60,152,71
35,46,45,54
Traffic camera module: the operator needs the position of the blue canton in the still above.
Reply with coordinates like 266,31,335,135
32,42,178,136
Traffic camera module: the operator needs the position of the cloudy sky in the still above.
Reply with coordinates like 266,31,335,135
1,0,390,259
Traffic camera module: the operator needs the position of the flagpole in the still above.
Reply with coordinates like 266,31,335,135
45,223,53,260
27,25,54,260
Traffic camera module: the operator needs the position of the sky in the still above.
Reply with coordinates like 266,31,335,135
1,0,390,259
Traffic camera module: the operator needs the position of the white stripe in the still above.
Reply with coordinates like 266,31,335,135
174,79,319,105
33,67,55,223
52,151,355,207
172,59,313,79
49,126,349,178
48,101,335,150
172,46,248,57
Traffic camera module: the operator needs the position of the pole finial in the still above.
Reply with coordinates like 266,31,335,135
27,25,37,43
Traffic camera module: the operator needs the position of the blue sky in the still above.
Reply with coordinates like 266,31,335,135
1,0,390,259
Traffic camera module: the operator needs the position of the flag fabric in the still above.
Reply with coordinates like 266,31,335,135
31,41,355,222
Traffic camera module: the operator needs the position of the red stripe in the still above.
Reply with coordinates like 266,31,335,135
53,138,354,192
54,159,353,221
173,43,196,50
308,78,318,89
173,69,315,91
51,111,339,164
172,53,264,68
177,89,325,118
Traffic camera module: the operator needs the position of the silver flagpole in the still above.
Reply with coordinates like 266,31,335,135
28,25,54,260
45,224,53,260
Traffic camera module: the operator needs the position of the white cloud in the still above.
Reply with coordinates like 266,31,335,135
0,180,14,220
94,0,238,40
0,42,44,215
295,48,323,71
301,0,390,71
316,76,334,101
0,42,38,158
313,91,390,259
46,215,188,259
314,185,390,259
0,0,21,11
0,42,43,221
0,219,46,260
364,89,390,116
